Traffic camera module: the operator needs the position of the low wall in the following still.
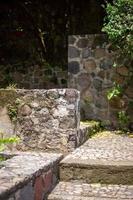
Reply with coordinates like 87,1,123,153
0,64,67,89
0,152,62,200
0,89,81,153
68,34,133,126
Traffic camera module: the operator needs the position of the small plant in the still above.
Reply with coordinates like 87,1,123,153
107,83,122,100
7,98,21,122
7,104,18,122
81,120,103,137
117,111,130,132
6,84,17,90
0,132,19,161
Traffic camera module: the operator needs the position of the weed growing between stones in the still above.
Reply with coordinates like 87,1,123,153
7,98,22,122
6,84,17,90
81,120,103,137
0,132,19,161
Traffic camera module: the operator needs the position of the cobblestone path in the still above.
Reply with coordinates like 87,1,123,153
48,131,133,199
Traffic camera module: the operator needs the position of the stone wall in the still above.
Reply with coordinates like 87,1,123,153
0,152,62,200
68,34,133,126
0,64,67,89
0,89,82,153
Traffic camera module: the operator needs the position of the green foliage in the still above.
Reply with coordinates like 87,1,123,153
6,84,17,90
7,98,21,122
103,0,133,59
7,104,18,122
0,132,19,155
81,120,104,137
103,0,133,131
107,83,122,100
117,111,130,131
129,100,133,109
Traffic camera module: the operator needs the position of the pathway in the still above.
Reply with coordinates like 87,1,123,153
48,131,133,199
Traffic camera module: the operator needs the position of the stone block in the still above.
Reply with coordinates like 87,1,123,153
93,78,103,91
68,46,80,58
77,73,91,89
17,182,34,200
83,59,97,73
68,36,76,45
77,38,89,48
100,58,113,70
82,48,94,58
94,48,106,59
68,61,80,74
117,66,128,76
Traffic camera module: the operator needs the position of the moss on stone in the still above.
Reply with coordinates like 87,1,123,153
81,120,100,127
0,89,17,107
92,130,114,138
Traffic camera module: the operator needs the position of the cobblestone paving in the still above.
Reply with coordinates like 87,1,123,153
61,132,133,165
49,132,133,199
48,181,133,200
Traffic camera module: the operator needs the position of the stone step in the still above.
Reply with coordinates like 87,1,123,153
60,132,133,185
48,181,133,200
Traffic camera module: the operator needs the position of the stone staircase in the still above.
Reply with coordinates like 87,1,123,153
48,131,133,199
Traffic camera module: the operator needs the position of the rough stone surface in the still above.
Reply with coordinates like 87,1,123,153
0,65,67,89
68,34,133,125
100,58,113,70
0,152,63,200
0,89,81,153
83,59,96,73
48,181,133,200
93,78,103,91
77,38,89,48
68,61,80,74
77,73,91,90
68,46,80,58
82,48,94,58
68,36,76,45
60,132,133,184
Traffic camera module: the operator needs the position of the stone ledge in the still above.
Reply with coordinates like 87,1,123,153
0,152,63,200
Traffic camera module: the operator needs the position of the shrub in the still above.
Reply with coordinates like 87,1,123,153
103,0,133,131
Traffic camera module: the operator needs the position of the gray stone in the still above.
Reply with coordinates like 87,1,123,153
100,58,113,70
68,36,76,45
82,48,94,58
68,61,80,74
46,90,59,99
18,182,34,200
77,38,88,48
78,73,91,89
93,78,103,91
19,104,32,116
59,117,76,129
68,46,80,58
